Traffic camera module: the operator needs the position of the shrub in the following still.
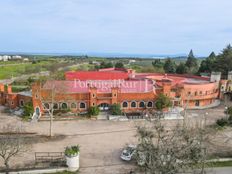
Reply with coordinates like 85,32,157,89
216,118,228,127
111,104,122,115
65,145,80,157
53,109,71,115
88,106,100,116
228,107,232,116
22,102,34,120
155,93,172,110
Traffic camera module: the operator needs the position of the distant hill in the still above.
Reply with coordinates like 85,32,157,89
0,51,205,59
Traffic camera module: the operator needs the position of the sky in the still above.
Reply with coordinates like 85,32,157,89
0,0,232,56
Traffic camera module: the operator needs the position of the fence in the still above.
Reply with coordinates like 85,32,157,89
35,152,66,167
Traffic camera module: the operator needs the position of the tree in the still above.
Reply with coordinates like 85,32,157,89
37,80,70,137
152,59,164,68
0,125,30,174
198,52,216,73
111,103,122,115
155,93,172,110
52,70,65,80
98,61,114,69
176,62,187,74
185,50,198,74
88,106,100,116
152,59,165,73
115,62,124,68
135,120,207,174
163,58,176,73
212,44,232,76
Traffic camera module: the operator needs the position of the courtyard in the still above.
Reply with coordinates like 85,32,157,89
0,104,231,174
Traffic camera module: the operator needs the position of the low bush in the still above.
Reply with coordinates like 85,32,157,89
22,102,34,121
216,118,228,127
111,104,122,115
88,106,100,116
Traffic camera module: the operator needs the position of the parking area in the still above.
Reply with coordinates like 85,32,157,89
0,104,230,173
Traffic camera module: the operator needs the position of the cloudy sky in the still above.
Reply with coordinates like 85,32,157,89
0,0,232,56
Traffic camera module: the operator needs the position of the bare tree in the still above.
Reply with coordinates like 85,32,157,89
38,80,70,137
0,124,30,174
135,119,208,174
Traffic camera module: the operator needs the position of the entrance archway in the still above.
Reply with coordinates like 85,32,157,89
98,103,110,111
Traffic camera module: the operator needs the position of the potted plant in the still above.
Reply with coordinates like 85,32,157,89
65,145,80,171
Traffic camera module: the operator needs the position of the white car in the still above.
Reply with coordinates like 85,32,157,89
120,144,137,161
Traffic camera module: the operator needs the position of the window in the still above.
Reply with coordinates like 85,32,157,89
195,100,200,107
122,101,128,108
139,101,145,108
11,101,14,105
61,103,68,110
43,103,50,110
131,101,137,108
80,102,86,109
92,94,95,98
147,101,153,108
35,93,39,99
188,91,191,95
71,103,77,109
20,100,24,107
53,103,58,110
114,93,117,97
195,91,197,96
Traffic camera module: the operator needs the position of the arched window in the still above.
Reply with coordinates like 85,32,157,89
139,101,145,108
20,100,24,107
80,102,86,109
131,101,137,108
147,101,153,108
71,103,77,109
43,103,50,110
122,101,128,108
53,103,58,110
61,103,68,110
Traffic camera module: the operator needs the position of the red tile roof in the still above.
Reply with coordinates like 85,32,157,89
43,80,154,93
65,71,130,81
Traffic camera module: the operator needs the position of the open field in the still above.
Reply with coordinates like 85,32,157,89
0,59,74,80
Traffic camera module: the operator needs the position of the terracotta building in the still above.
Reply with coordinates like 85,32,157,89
31,68,227,117
1,68,231,117
0,84,32,109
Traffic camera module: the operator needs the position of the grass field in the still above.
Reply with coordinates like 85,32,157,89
0,60,71,80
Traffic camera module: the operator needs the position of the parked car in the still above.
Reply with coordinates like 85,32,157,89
120,144,136,161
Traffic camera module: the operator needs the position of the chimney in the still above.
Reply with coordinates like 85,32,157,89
210,72,221,83
228,71,232,81
7,85,12,93
0,83,4,92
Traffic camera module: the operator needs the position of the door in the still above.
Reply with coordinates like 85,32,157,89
98,103,110,111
